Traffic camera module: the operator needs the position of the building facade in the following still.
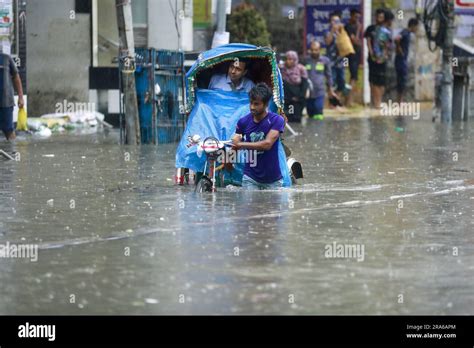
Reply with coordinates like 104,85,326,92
26,0,203,120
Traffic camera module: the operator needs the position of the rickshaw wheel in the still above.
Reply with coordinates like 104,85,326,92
195,176,213,193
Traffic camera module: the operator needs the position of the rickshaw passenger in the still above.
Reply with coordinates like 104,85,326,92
232,83,285,190
208,59,255,92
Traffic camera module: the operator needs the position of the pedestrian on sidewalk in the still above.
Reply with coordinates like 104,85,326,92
364,8,390,109
305,41,337,120
281,50,309,123
0,53,24,141
384,10,395,62
394,18,419,103
345,8,363,107
325,12,347,106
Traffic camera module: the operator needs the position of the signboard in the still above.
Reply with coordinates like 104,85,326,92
456,0,474,7
0,0,12,31
0,0,12,54
456,12,474,38
305,0,362,48
194,0,212,28
455,0,474,15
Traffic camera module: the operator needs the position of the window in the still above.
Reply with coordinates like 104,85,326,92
131,0,148,27
76,0,92,14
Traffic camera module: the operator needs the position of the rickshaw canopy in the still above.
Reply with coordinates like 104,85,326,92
185,43,285,113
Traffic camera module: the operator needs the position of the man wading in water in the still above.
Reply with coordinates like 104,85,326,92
232,83,285,190
0,53,24,141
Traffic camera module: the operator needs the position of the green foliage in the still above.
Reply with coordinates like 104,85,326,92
227,3,271,47
231,0,304,56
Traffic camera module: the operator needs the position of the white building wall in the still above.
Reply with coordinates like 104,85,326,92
148,0,193,51
27,0,91,117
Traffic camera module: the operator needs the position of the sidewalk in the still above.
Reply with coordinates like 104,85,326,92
320,101,434,119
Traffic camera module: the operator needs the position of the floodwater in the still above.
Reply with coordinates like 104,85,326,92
1,115,473,315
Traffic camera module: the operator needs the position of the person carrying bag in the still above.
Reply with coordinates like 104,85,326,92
336,26,355,58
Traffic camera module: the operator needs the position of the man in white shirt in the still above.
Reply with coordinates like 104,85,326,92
208,59,255,92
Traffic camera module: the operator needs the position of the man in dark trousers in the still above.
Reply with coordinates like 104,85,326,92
364,8,388,109
0,52,24,141
231,83,286,190
394,18,419,103
325,12,346,104
305,41,337,120
345,8,362,107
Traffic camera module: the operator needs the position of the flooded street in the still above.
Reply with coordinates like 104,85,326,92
1,115,473,315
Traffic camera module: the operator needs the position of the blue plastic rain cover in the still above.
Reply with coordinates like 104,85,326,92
175,89,291,187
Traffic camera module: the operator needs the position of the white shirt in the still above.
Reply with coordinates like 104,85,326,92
208,73,255,92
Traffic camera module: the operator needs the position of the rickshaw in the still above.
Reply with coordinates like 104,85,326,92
175,43,303,191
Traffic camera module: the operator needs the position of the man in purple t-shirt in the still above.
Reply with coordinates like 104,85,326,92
232,83,285,190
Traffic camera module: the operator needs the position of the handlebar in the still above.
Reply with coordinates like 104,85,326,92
187,135,233,155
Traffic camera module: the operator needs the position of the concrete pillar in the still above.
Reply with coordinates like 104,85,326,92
26,0,91,117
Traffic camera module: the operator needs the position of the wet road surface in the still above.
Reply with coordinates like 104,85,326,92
1,115,473,314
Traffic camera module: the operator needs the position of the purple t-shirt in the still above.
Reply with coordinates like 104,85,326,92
236,111,285,184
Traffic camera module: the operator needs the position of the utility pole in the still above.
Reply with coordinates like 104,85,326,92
440,0,455,123
363,0,372,106
212,0,230,48
116,0,141,144
216,0,226,33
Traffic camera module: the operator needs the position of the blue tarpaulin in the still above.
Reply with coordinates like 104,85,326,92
175,89,291,187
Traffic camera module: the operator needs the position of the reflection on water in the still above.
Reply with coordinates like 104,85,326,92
0,116,473,314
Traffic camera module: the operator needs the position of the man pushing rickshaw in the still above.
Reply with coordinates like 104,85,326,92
175,43,302,191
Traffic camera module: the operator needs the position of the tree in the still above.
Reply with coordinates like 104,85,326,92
250,0,304,55
227,3,271,47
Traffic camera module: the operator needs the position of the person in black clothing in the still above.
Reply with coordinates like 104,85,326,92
394,18,419,103
364,8,387,109
0,53,24,141
384,9,395,59
281,50,309,123
345,8,362,107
